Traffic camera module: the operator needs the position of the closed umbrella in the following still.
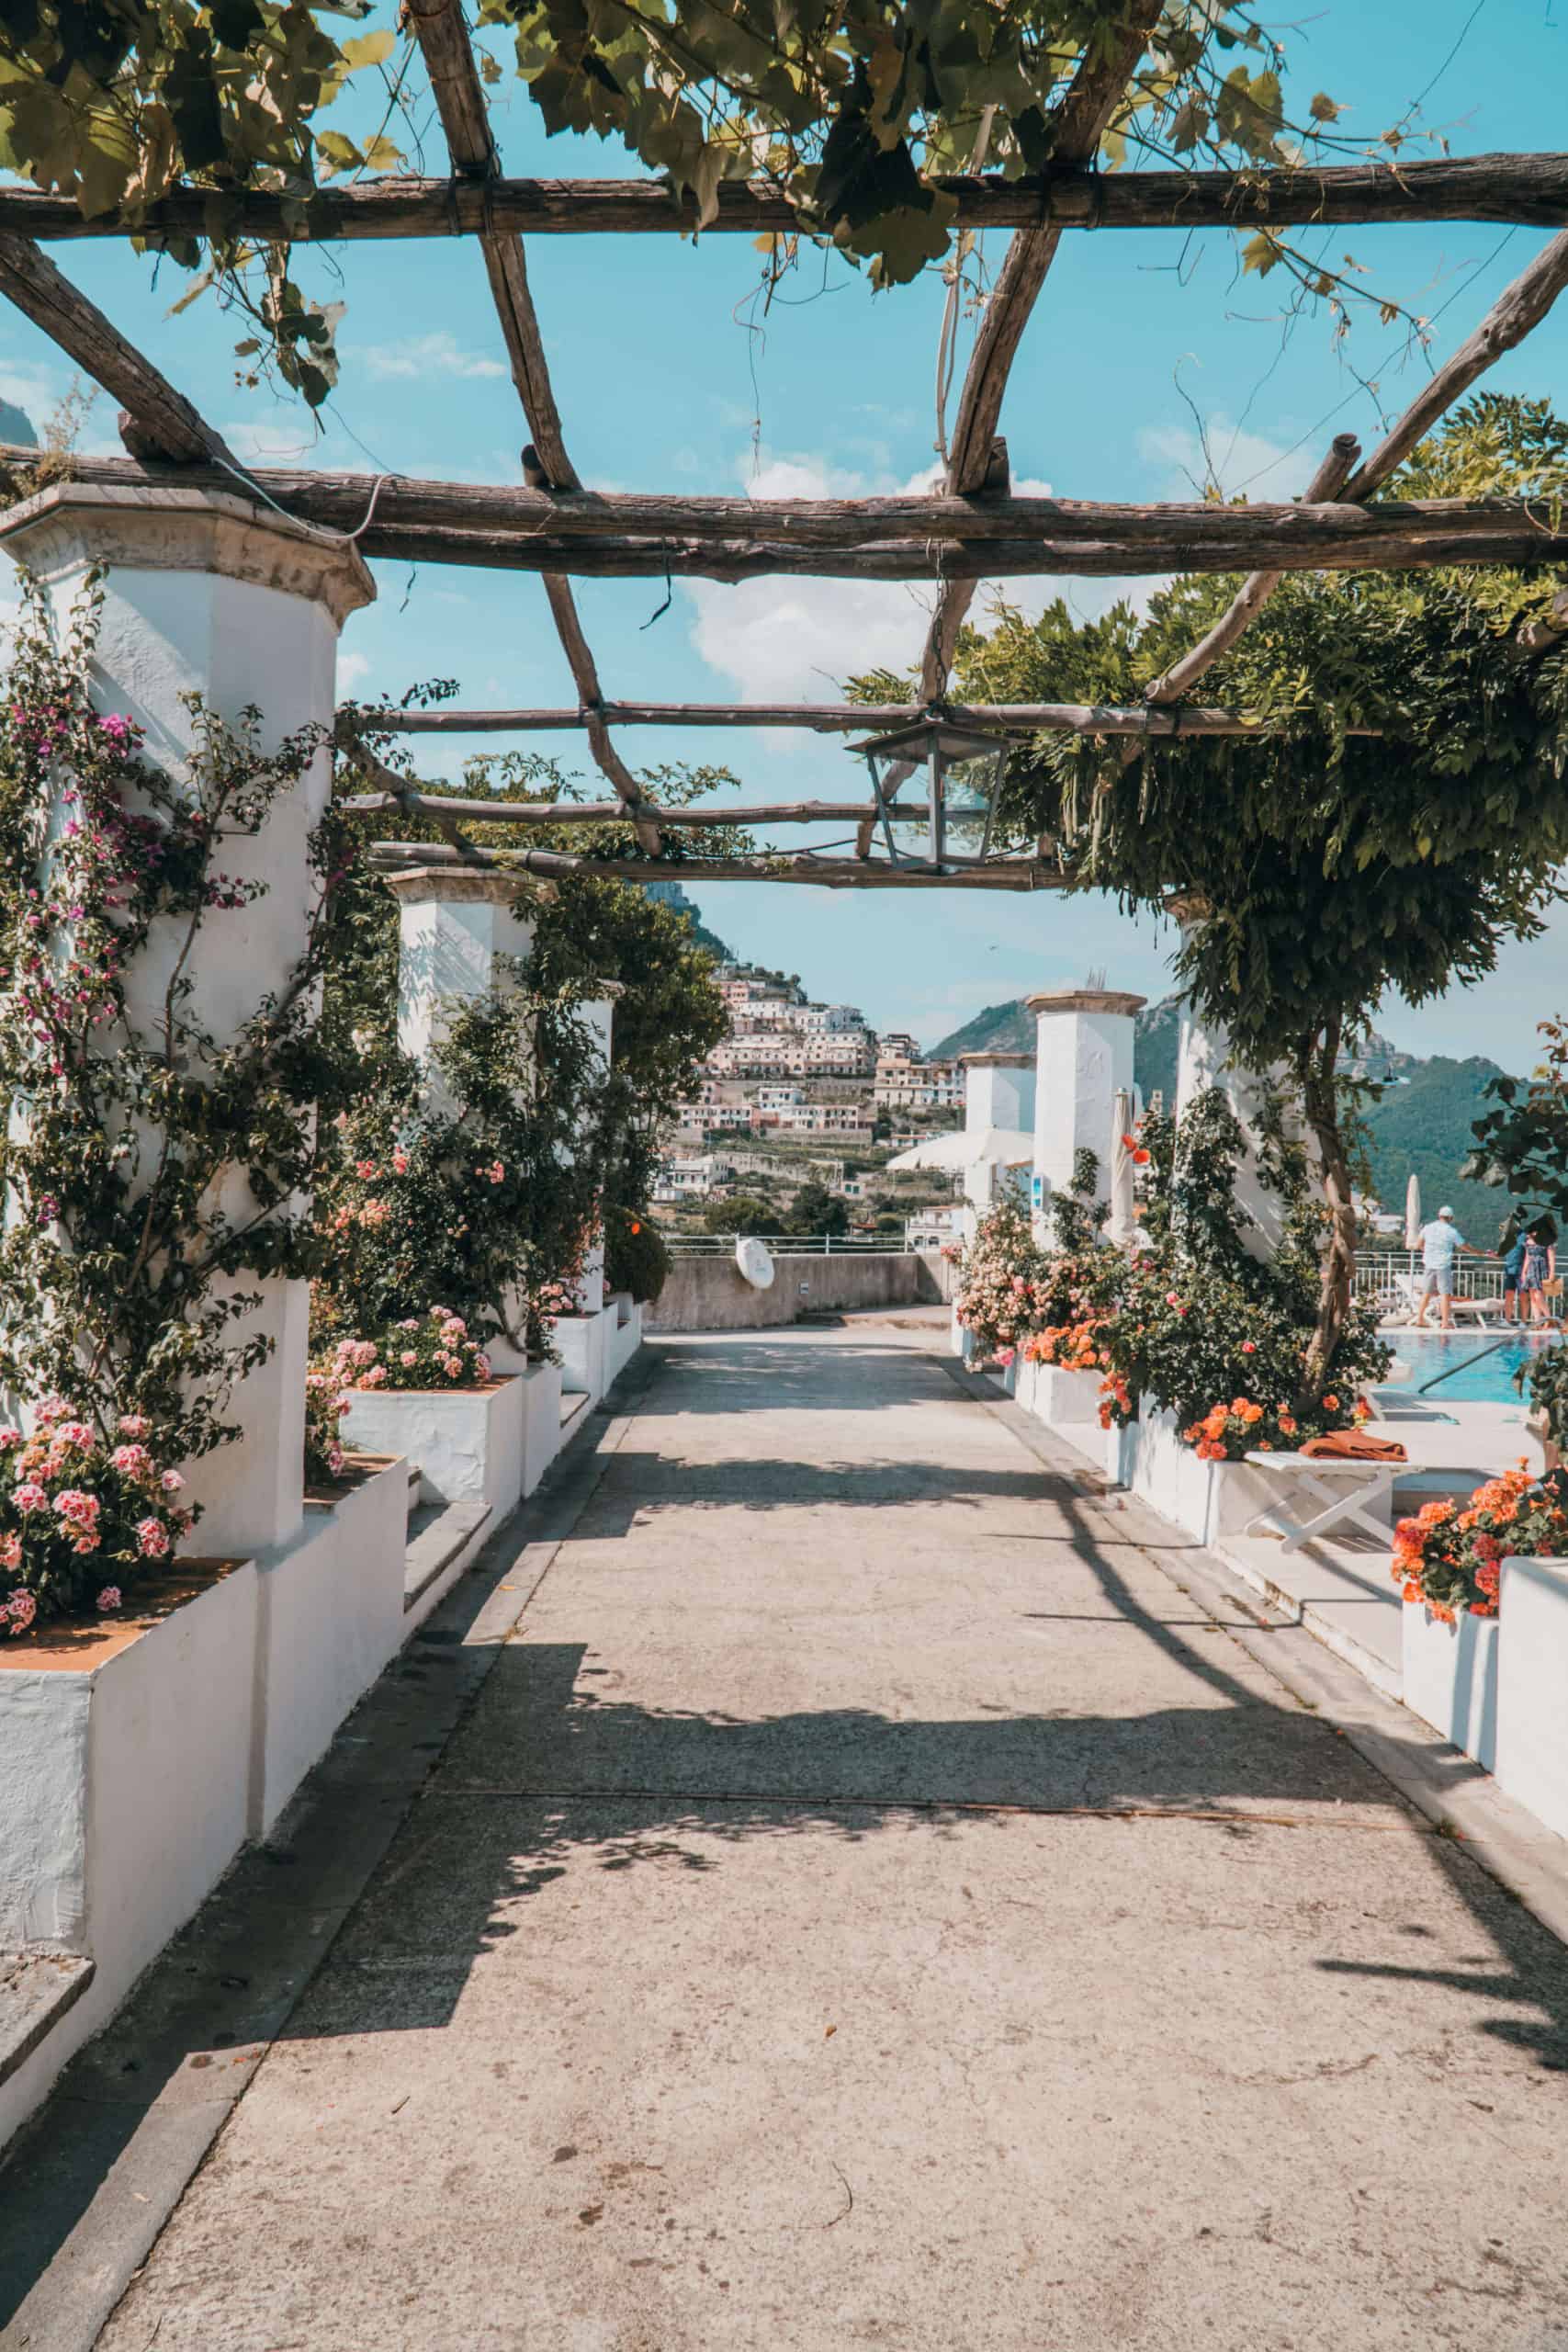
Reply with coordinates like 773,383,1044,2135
1404,1171,1422,1252
1109,1089,1138,1244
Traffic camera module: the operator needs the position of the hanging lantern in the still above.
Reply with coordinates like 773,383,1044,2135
851,713,1010,871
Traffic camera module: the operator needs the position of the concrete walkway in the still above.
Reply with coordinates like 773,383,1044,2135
70,1333,1568,2344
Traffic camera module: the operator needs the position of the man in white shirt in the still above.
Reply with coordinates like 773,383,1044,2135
1414,1205,1467,1330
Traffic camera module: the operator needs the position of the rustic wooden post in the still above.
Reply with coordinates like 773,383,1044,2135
0,481,374,1556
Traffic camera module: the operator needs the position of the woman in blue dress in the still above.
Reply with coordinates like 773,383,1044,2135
1519,1217,1558,1327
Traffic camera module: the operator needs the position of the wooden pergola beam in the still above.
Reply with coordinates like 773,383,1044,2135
351,700,1373,741
0,236,235,467
366,840,1055,890
18,447,1568,555
1341,226,1568,501
349,519,1568,580
407,0,661,854
7,154,1568,246
919,0,1165,712
1141,435,1362,707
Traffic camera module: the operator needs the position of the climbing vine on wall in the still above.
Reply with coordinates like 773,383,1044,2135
0,577,353,1460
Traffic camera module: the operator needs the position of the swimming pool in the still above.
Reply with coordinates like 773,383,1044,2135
1379,1329,1563,1405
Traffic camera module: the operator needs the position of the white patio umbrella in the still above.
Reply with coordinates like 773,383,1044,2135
1404,1170,1422,1251
1109,1089,1138,1243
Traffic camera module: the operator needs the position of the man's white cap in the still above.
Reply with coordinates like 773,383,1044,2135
1438,1204,1454,1217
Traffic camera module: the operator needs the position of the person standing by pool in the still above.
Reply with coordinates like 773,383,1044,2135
1519,1216,1559,1326
1414,1204,1468,1330
1500,1208,1529,1322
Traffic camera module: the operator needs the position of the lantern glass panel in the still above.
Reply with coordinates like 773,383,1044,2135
938,744,1000,862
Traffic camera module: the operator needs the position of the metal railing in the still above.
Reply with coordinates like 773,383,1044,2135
664,1233,919,1258
1353,1248,1505,1307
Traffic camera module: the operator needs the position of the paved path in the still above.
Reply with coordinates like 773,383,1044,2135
97,1331,1568,2348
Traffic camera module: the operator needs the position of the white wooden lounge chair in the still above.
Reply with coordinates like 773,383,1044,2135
1241,1451,1413,1555
1386,1272,1502,1329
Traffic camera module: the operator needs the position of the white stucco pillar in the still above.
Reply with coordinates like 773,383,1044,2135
574,983,622,1317
1028,988,1145,1238
1168,898,1298,1259
380,868,551,1374
958,1051,1035,1211
0,481,374,1557
382,868,547,1123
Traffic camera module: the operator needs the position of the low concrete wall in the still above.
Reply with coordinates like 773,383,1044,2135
648,1250,947,1332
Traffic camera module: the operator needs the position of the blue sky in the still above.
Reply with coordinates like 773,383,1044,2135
4,0,1567,1055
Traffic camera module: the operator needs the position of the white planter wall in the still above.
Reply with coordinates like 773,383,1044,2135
1495,1556,1568,1840
254,1459,409,1837
522,1359,565,1496
604,1298,644,1388
341,1378,525,1521
558,1305,616,1403
0,1562,260,2146
1401,1602,1500,1771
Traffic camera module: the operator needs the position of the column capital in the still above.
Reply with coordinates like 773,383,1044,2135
381,867,557,907
957,1050,1032,1069
0,481,375,628
1026,988,1146,1019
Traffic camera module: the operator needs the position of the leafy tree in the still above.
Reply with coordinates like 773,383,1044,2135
859,393,1568,1395
2,1,1416,344
789,1181,850,1238
702,1193,776,1235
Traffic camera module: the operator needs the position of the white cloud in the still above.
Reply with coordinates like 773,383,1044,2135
222,419,325,465
1136,415,1304,502
361,332,505,383
687,449,1075,716
337,650,373,690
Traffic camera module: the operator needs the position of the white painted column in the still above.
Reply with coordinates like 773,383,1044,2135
574,983,622,1317
957,1050,1035,1211
382,868,546,1123
0,482,373,1559
1028,988,1145,1238
380,869,550,1373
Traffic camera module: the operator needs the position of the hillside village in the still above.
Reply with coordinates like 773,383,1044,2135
656,904,1521,1240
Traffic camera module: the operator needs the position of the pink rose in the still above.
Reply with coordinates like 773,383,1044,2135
360,1365,388,1388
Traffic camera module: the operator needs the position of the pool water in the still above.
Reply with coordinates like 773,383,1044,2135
1379,1329,1563,1405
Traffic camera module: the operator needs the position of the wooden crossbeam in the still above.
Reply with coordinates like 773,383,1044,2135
407,0,660,854
1140,435,1362,708
6,154,1568,245
1132,227,1568,711
916,0,1166,726
17,447,1566,554
0,236,235,466
18,452,1568,577
365,840,1054,890
1340,227,1568,500
352,700,1376,740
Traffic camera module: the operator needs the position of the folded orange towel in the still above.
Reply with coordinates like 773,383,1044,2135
1300,1430,1407,1463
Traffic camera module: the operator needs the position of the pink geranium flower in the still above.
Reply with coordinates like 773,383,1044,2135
135,1517,170,1559
96,1586,123,1611
3,1588,37,1635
